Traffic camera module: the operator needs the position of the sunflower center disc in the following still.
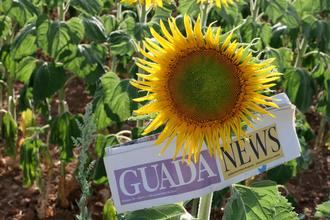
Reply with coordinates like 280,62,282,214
168,49,242,122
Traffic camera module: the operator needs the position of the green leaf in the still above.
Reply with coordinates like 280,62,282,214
281,5,300,29
315,200,330,218
40,0,65,9
320,0,330,11
0,15,12,39
50,112,81,162
223,181,298,220
82,16,107,42
1,0,38,26
103,199,117,220
102,14,117,35
66,17,85,43
153,2,173,21
124,204,191,220
0,45,37,82
294,0,321,16
264,1,300,29
264,0,288,22
94,96,112,130
101,72,137,123
301,15,317,41
11,23,37,60
266,48,294,72
283,68,315,112
93,135,118,184
260,24,272,46
109,30,135,56
16,56,37,84
1,112,18,156
18,86,33,111
36,17,72,58
33,63,67,102
315,20,330,52
19,138,43,187
70,0,102,15
177,0,200,16
266,160,298,184
317,68,330,118
58,44,106,84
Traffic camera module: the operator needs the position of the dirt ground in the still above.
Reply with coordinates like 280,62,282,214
0,78,329,220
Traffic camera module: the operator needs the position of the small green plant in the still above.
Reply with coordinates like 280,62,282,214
72,103,97,220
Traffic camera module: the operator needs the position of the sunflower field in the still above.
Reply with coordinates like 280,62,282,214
0,0,329,219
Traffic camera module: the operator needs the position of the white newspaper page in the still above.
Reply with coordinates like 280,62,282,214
104,93,301,213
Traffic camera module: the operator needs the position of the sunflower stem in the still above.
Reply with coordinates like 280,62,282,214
294,37,308,68
197,192,213,220
116,0,122,21
200,2,210,28
136,3,148,128
191,198,199,217
250,0,259,22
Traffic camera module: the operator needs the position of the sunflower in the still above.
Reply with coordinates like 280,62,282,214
121,0,165,9
197,0,236,8
131,15,280,162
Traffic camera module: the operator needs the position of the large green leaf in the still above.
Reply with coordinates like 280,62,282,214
33,63,67,101
58,44,106,84
177,0,199,17
101,72,137,123
266,160,298,184
102,14,117,35
36,17,72,58
211,1,244,27
1,112,17,156
66,17,85,43
315,20,330,52
93,135,118,184
264,1,300,29
123,204,191,220
240,18,272,49
0,15,12,39
0,0,38,26
50,112,81,162
109,30,135,56
70,0,102,15
11,23,37,60
0,44,37,82
82,16,107,42
264,0,288,22
15,56,37,84
283,68,315,112
293,0,321,16
223,181,297,220
19,138,43,187
266,48,294,72
93,95,112,130
317,68,330,118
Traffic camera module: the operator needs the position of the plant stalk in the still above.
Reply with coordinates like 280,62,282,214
191,198,199,218
315,117,329,149
7,78,16,120
200,2,209,27
294,37,308,68
251,0,259,22
197,192,213,220
58,4,68,207
136,3,148,128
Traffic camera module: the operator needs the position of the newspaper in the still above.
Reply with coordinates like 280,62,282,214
104,93,301,213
